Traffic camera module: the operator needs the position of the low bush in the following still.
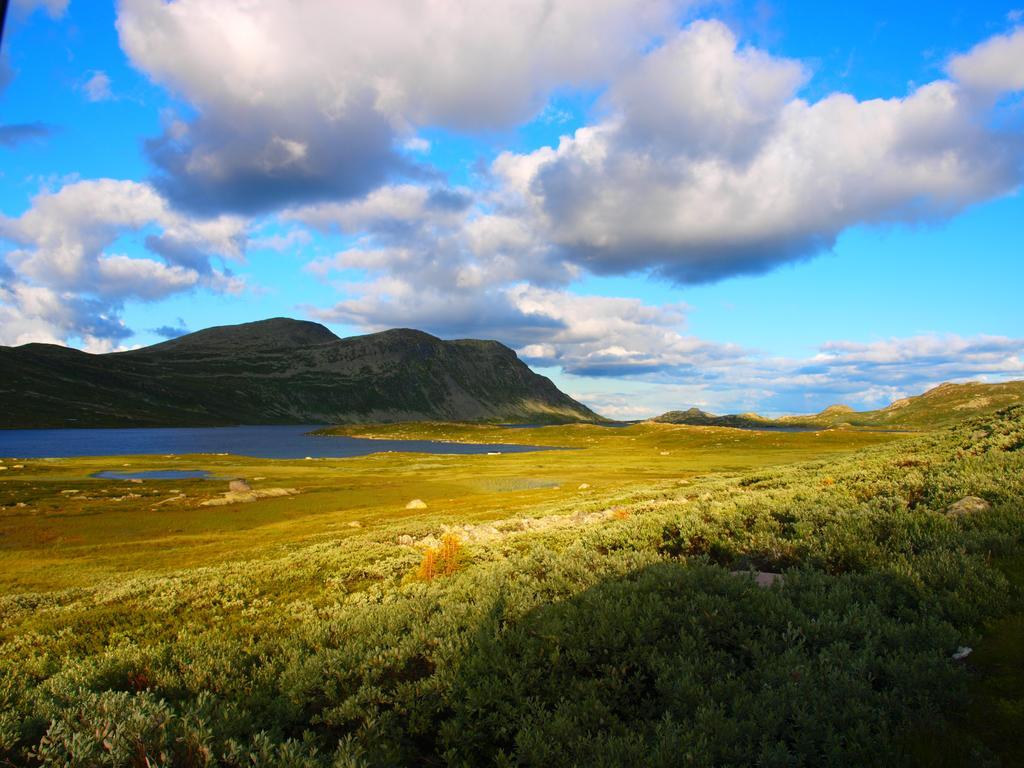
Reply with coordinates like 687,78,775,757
0,407,1021,766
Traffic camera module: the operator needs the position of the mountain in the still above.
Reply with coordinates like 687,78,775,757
652,381,1024,430
0,318,602,428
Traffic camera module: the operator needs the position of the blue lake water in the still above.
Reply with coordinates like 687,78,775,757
0,425,554,460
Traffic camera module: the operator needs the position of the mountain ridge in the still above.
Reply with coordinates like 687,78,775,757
0,318,602,428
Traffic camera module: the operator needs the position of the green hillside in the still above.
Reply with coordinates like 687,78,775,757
653,380,1024,430
0,318,601,428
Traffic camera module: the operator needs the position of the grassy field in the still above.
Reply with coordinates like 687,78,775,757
0,413,1022,766
0,422,896,593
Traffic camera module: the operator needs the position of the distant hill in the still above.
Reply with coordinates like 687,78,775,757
652,381,1024,430
0,318,602,428
651,407,777,430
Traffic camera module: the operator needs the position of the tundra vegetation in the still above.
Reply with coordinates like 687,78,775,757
1,407,1023,766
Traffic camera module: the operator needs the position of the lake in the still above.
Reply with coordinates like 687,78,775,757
0,425,553,460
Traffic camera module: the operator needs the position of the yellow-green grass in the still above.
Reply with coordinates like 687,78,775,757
1,409,1022,766
0,423,901,593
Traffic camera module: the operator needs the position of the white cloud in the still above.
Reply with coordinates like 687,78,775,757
0,179,248,345
115,0,692,212
82,71,113,102
299,189,748,382
947,26,1024,93
292,184,471,234
95,254,198,299
493,20,1024,283
607,20,808,162
571,333,1024,418
249,227,312,252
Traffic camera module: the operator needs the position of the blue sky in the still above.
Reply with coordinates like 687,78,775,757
1,0,1022,418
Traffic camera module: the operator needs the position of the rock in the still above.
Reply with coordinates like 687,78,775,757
304,456,314,461
405,498,427,509
731,570,784,588
397,534,415,545
347,521,362,528
945,496,990,517
153,494,186,507
659,451,670,456
60,489,80,495
200,487,298,507
0,467,7,471
229,479,252,493
578,483,591,490
952,646,972,660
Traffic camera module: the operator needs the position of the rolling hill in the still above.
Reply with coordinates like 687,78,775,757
0,318,602,428
652,380,1024,430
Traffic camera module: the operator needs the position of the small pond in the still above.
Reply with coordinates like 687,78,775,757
92,470,212,480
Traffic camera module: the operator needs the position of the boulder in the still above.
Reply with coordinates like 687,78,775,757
229,479,252,493
200,487,297,507
405,498,427,509
578,483,591,490
945,496,990,517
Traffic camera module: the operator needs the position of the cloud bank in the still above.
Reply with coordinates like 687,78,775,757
0,180,246,348
116,0,691,214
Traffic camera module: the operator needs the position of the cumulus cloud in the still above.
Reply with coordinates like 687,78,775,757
494,20,1024,283
298,183,748,384
0,179,247,346
115,0,691,213
607,20,808,162
947,26,1024,93
292,183,572,295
